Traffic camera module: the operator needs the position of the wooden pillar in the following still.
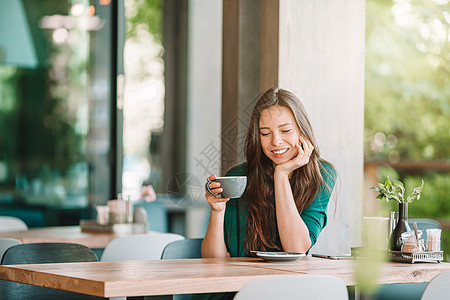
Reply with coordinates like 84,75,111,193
221,0,240,174
365,162,380,215
259,0,279,92
162,0,188,192
221,0,279,174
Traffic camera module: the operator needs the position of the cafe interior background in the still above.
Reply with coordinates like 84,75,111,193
0,0,449,257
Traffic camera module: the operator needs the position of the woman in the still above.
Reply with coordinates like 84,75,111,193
202,87,337,259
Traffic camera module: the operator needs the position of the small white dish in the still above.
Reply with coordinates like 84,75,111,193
254,251,306,262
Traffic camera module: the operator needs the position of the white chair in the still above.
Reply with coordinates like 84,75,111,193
0,216,28,231
0,238,21,263
233,274,349,300
421,271,450,300
100,232,184,262
101,233,184,300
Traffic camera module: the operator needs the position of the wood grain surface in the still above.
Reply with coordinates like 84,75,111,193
1,257,450,297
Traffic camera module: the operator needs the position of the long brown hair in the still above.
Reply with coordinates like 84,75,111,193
244,87,332,253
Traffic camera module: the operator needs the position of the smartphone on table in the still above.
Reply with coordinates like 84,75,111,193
311,253,353,260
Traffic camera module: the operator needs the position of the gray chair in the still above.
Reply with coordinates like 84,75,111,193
421,271,450,300
409,218,441,230
233,275,349,300
373,218,441,300
161,238,203,259
159,238,203,300
409,218,441,245
0,238,21,262
0,242,104,299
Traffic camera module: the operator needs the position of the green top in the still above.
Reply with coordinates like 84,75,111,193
224,161,336,257
190,161,336,300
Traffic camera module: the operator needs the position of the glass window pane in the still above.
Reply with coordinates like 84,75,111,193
0,0,115,226
122,0,164,200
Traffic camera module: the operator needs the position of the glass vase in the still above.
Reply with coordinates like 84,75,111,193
390,202,411,251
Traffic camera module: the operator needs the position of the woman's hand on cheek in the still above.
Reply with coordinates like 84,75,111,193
299,136,314,159
275,136,314,177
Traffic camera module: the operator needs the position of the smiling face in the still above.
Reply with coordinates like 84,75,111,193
258,105,302,165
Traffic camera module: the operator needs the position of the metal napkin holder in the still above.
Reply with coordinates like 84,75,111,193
351,247,444,263
389,250,444,263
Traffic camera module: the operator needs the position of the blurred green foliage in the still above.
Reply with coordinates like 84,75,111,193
125,0,162,43
378,168,450,218
366,0,450,260
365,0,450,161
123,0,163,81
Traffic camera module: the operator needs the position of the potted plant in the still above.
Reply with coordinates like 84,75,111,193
371,177,424,251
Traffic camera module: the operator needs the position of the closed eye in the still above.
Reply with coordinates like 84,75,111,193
260,132,270,136
282,129,292,133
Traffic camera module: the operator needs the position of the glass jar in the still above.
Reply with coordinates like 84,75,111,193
401,231,425,252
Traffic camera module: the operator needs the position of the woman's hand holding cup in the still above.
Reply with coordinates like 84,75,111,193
205,175,230,212
205,175,247,212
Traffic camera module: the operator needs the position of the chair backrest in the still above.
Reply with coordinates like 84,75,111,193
160,238,203,300
161,238,203,259
408,218,441,245
421,271,450,300
1,242,98,264
0,216,28,231
0,243,103,299
408,218,441,231
233,275,349,300
100,233,184,300
0,238,21,263
100,232,184,262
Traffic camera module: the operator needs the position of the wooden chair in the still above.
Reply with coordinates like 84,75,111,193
233,274,349,300
161,238,203,259
0,216,28,231
421,271,450,300
0,243,104,299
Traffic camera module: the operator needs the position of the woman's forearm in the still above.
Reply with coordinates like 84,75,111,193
274,172,312,253
201,210,230,258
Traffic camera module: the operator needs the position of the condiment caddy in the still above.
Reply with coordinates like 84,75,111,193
353,216,444,263
389,250,443,263
81,194,149,233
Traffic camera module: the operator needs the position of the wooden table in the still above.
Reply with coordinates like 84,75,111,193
1,256,450,298
0,225,148,249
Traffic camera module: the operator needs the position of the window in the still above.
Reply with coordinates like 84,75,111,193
0,0,119,226
365,0,450,258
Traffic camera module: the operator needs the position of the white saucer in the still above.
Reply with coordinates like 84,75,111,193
254,251,306,262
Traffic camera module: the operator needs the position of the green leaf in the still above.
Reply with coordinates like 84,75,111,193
392,180,404,188
405,180,425,203
371,187,381,193
372,177,424,204
414,180,424,193
385,177,392,189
